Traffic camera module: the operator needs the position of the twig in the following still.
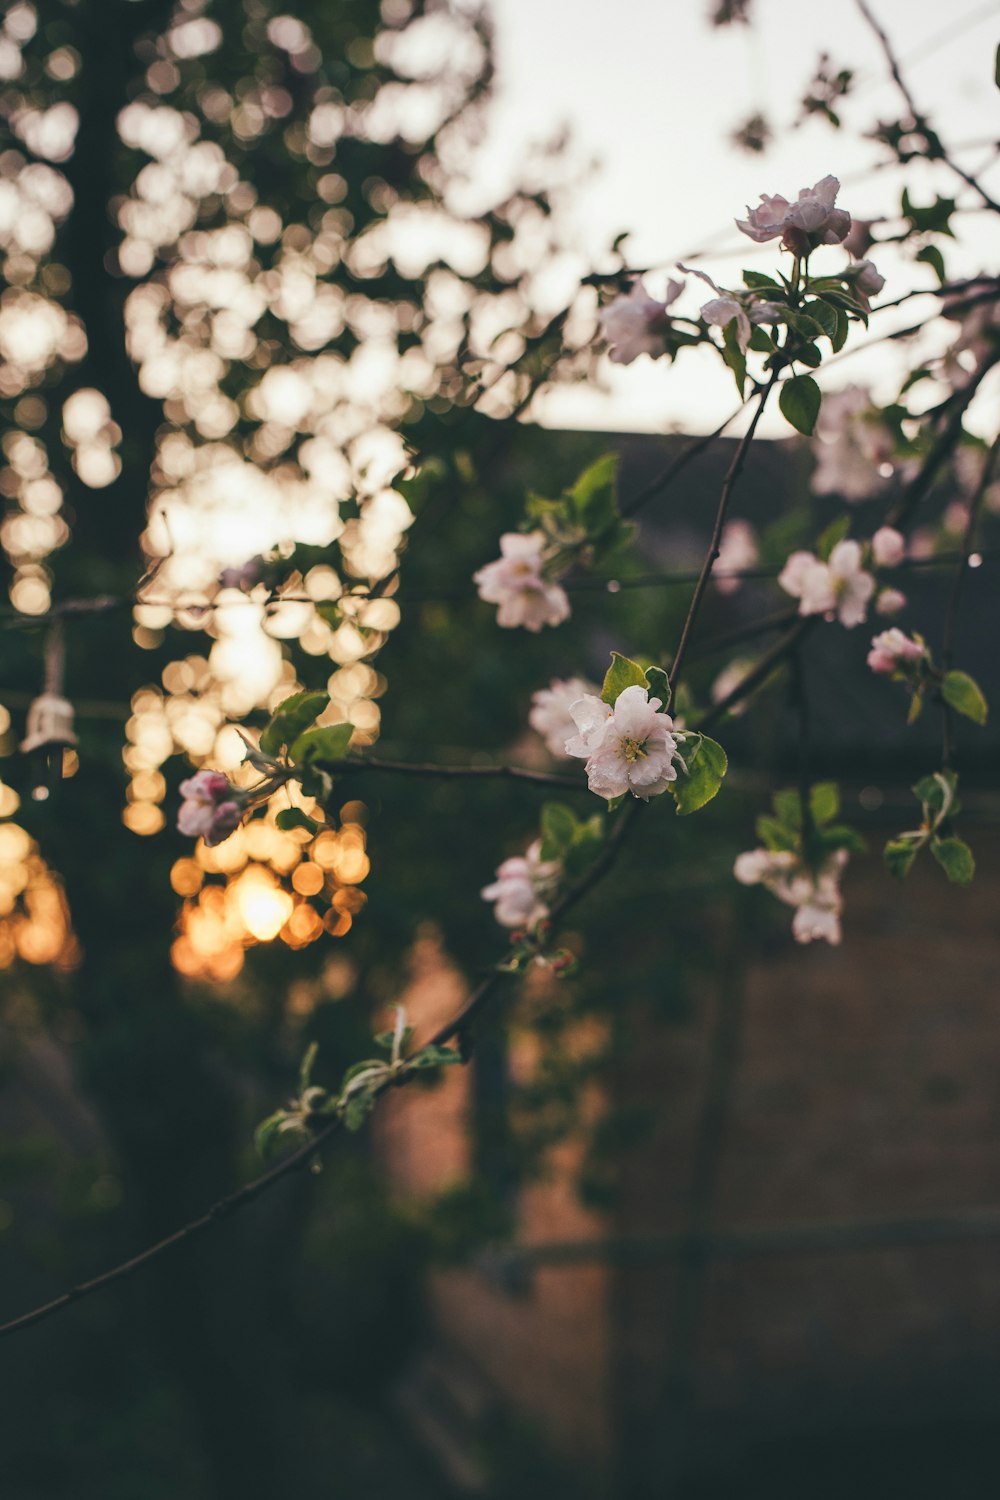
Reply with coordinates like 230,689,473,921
940,433,1000,766
619,407,745,520
886,347,1000,528
855,0,1000,215
319,756,586,792
668,375,778,691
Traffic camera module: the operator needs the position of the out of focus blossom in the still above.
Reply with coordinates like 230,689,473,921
474,532,571,632
867,627,925,675
871,526,905,568
734,845,848,945
529,676,599,758
598,278,683,365
178,769,243,846
811,385,895,502
875,587,907,617
481,839,559,929
715,519,759,595
779,539,874,627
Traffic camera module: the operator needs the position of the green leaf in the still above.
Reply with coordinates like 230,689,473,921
260,690,330,756
563,817,604,877
809,782,839,825
901,188,956,237
671,734,728,815
644,665,672,709
721,318,747,398
816,514,850,561
931,836,975,885
884,836,922,880
995,40,1000,87
941,670,988,726
772,789,803,830
569,453,618,533
275,807,319,835
915,244,946,284
748,326,774,353
818,823,866,855
407,1045,461,1070
779,374,822,435
913,770,958,813
539,801,577,860
342,1088,377,1132
743,269,780,290
298,1041,319,1095
830,306,849,353
289,721,354,765
756,815,799,853
803,299,839,340
601,652,647,705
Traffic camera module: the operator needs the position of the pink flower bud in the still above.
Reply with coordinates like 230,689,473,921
871,526,905,568
875,588,907,616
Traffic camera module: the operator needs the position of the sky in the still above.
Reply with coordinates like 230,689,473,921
481,0,1000,435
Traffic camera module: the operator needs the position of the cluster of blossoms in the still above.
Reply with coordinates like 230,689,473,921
778,538,875,627
867,627,926,675
736,173,851,253
734,846,848,945
565,685,683,802
528,676,599,758
481,839,560,929
177,770,243,847
474,532,571,632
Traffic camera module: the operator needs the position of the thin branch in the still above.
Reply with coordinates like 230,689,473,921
855,0,1000,215
619,406,745,520
668,374,778,691
0,800,649,1343
886,347,1000,528
940,433,1000,766
320,756,586,792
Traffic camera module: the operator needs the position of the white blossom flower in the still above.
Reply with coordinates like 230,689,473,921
701,294,751,352
871,526,905,568
473,531,571,632
736,175,851,254
735,845,848,946
811,385,895,502
598,278,683,365
779,539,874,627
867,627,925,675
481,839,560,930
715,519,759,595
529,676,599,758
566,685,681,801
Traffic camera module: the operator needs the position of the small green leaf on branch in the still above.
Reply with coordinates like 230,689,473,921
601,652,648,705
931,836,975,885
779,375,822,436
941,670,988,726
671,734,728,815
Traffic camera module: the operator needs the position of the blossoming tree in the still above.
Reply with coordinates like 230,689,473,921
0,11,997,1492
